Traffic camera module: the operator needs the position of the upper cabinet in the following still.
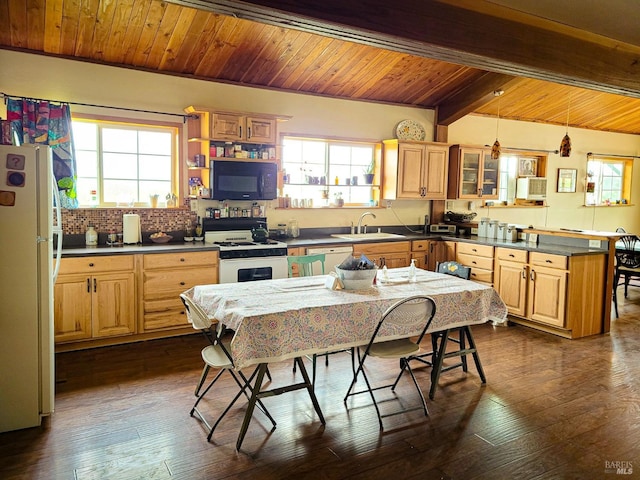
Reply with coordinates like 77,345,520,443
211,112,277,144
448,145,500,199
382,140,449,200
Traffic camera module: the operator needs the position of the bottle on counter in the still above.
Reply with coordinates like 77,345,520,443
85,226,98,246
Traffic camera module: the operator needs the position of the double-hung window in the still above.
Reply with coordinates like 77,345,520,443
72,117,178,207
281,136,377,207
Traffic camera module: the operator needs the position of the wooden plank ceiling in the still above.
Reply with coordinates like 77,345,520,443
1,0,640,135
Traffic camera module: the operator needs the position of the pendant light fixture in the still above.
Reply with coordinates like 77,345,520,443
491,89,504,160
560,91,572,157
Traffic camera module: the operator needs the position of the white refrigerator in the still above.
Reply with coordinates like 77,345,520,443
0,144,62,432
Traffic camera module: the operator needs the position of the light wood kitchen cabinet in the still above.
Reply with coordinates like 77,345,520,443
355,241,411,268
494,246,607,338
456,242,494,285
526,252,568,327
54,256,136,343
141,251,218,331
211,112,277,144
412,239,454,271
494,247,528,317
448,145,500,199
382,140,449,200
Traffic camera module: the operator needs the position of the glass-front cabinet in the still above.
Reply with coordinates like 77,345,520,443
448,145,500,199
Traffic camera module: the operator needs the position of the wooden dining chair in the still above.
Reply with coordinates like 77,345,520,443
613,234,640,317
406,261,486,400
180,293,276,442
343,296,436,430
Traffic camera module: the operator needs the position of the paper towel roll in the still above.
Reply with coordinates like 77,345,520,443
123,214,141,244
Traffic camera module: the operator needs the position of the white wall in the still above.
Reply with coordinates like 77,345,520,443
2,49,639,232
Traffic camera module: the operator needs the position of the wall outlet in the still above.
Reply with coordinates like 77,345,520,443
386,200,392,208
445,200,454,210
589,239,601,248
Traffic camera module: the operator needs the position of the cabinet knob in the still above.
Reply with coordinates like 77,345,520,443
180,258,185,262
509,254,515,258
89,262,94,267
180,281,186,286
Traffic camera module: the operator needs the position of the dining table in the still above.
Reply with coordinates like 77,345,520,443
185,266,508,450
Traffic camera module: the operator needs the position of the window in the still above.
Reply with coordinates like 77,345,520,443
281,136,377,207
498,153,545,204
585,156,632,206
72,117,178,207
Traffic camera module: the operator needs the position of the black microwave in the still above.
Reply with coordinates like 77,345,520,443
209,160,278,200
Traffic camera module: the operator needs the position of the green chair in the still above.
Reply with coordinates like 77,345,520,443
288,254,352,384
287,253,326,277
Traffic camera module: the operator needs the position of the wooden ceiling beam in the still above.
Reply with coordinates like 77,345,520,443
171,0,640,98
435,73,523,126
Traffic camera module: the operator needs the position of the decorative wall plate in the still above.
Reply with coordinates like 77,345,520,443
395,120,426,141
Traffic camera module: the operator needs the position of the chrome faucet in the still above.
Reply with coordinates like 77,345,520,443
357,211,377,234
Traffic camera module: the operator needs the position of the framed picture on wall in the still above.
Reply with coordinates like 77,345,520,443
518,157,537,177
557,168,577,193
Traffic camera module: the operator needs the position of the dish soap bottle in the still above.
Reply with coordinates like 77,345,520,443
85,225,98,246
408,258,417,283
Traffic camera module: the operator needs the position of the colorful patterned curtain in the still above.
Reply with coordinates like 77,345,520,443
6,98,78,208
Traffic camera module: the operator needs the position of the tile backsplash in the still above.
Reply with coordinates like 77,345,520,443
62,208,197,235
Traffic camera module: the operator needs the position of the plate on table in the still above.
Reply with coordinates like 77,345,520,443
395,120,426,141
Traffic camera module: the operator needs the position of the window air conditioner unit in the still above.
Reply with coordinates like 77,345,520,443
516,177,547,200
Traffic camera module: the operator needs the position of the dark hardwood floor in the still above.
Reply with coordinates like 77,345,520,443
2,294,639,480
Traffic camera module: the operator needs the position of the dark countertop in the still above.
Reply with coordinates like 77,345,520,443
61,230,609,258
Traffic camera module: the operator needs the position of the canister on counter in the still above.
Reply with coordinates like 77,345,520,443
498,222,508,240
478,217,490,237
487,220,499,239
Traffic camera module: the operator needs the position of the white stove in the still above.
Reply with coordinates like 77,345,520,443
204,229,288,283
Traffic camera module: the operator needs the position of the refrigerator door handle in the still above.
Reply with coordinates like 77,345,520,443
51,163,63,283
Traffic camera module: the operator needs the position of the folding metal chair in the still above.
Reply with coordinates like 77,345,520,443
343,295,436,430
180,293,276,442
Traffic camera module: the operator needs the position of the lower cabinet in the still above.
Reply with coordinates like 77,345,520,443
356,241,411,268
141,251,218,331
495,247,606,337
412,239,456,270
456,242,494,285
54,256,136,343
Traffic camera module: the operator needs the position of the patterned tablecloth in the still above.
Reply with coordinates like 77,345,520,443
186,267,507,370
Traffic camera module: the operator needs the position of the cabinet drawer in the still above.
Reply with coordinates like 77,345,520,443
469,268,493,284
457,252,494,270
457,242,493,258
356,241,411,255
58,255,134,274
143,251,218,269
529,252,568,270
412,240,428,251
495,247,528,263
143,267,216,298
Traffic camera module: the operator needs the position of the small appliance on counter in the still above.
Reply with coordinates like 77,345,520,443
122,214,141,244
430,224,457,234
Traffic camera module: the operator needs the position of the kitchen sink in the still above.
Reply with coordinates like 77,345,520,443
331,232,406,241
